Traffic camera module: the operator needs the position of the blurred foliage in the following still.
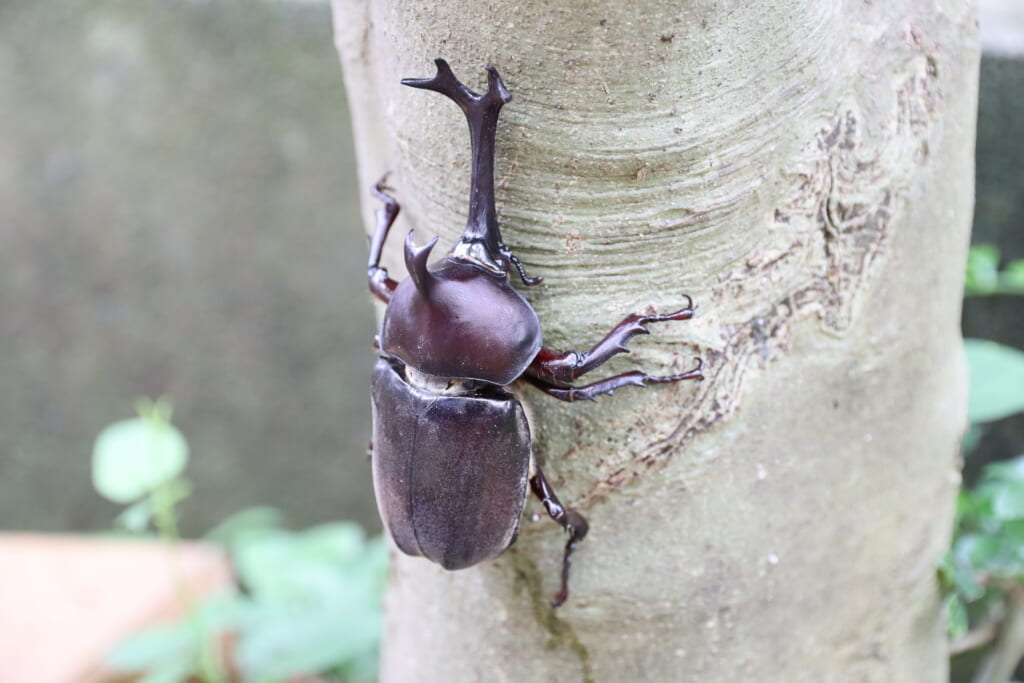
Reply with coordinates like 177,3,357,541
965,340,1024,425
92,404,387,683
941,456,1024,637
107,518,387,683
943,245,1024,682
93,399,189,508
965,244,1024,297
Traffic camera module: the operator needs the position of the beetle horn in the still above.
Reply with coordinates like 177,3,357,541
404,231,439,297
401,59,510,271
400,58,510,119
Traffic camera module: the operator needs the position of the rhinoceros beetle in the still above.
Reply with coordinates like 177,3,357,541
366,58,703,607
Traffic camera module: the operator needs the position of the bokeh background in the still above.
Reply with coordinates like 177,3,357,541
962,8,1024,485
0,0,1021,542
0,0,378,536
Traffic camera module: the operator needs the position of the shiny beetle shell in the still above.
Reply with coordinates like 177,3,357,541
371,357,531,569
381,259,542,386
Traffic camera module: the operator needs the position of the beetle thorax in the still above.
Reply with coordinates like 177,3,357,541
380,257,542,386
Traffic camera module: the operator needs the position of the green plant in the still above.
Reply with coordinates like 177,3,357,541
964,244,1024,298
940,247,1024,682
93,399,226,682
942,456,1024,632
964,340,1024,425
942,454,1024,683
92,400,387,683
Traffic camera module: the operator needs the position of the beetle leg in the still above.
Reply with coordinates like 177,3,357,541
526,357,704,402
499,243,543,286
529,464,589,608
527,296,696,383
368,173,401,303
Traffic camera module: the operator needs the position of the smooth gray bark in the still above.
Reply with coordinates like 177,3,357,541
333,2,978,681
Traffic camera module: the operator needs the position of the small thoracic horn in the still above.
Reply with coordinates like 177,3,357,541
404,231,439,297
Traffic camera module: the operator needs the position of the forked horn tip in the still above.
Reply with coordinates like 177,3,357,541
485,64,512,103
401,57,454,89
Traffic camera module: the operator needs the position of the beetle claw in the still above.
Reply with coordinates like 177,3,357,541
372,172,397,198
501,246,543,286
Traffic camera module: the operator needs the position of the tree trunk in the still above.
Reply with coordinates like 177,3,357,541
332,2,978,680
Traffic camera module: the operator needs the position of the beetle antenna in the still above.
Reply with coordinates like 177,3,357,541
404,231,439,297
402,58,511,272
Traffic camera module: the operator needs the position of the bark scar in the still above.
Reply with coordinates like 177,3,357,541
579,50,942,506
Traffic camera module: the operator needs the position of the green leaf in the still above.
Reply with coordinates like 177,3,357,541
106,623,194,670
299,522,367,565
955,533,1001,569
107,522,388,683
1004,260,1024,290
232,522,380,601
92,416,189,504
937,552,955,588
107,596,245,680
235,580,383,681
228,527,388,679
137,661,193,683
232,531,301,599
942,543,987,603
944,594,968,639
986,456,1024,484
954,562,988,602
965,244,1000,295
992,482,1024,520
956,517,1024,581
965,339,1024,423
116,498,154,532
110,478,194,532
205,506,285,545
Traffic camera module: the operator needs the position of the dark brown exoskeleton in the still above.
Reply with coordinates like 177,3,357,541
367,58,703,607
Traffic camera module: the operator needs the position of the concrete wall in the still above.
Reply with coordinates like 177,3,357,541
0,0,379,534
